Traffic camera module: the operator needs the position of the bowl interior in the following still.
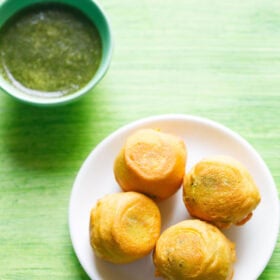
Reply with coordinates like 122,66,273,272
0,0,112,106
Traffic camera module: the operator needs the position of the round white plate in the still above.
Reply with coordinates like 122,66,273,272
69,114,279,280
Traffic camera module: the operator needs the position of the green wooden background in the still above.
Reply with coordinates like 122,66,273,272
0,0,279,279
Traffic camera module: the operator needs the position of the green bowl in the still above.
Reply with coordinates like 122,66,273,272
0,0,113,106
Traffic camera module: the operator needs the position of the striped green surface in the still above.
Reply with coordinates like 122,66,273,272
0,0,279,279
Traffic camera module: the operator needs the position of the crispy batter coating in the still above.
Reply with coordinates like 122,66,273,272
153,220,236,280
89,191,161,263
114,129,187,200
183,156,261,228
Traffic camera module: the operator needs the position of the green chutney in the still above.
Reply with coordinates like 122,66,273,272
0,3,102,97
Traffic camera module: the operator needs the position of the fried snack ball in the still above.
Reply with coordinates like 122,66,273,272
183,156,261,229
153,220,236,280
114,129,187,200
89,191,161,264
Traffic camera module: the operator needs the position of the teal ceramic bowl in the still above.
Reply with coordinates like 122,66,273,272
0,0,113,106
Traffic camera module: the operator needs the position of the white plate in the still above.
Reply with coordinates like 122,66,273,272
69,114,279,280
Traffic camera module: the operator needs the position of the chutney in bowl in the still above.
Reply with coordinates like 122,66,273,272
0,0,113,106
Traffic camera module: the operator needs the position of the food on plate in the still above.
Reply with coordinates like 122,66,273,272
89,191,161,264
183,156,261,228
153,219,236,280
114,129,187,200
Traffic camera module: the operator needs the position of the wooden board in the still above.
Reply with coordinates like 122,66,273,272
0,0,279,279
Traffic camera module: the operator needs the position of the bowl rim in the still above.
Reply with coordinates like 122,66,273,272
0,0,113,106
